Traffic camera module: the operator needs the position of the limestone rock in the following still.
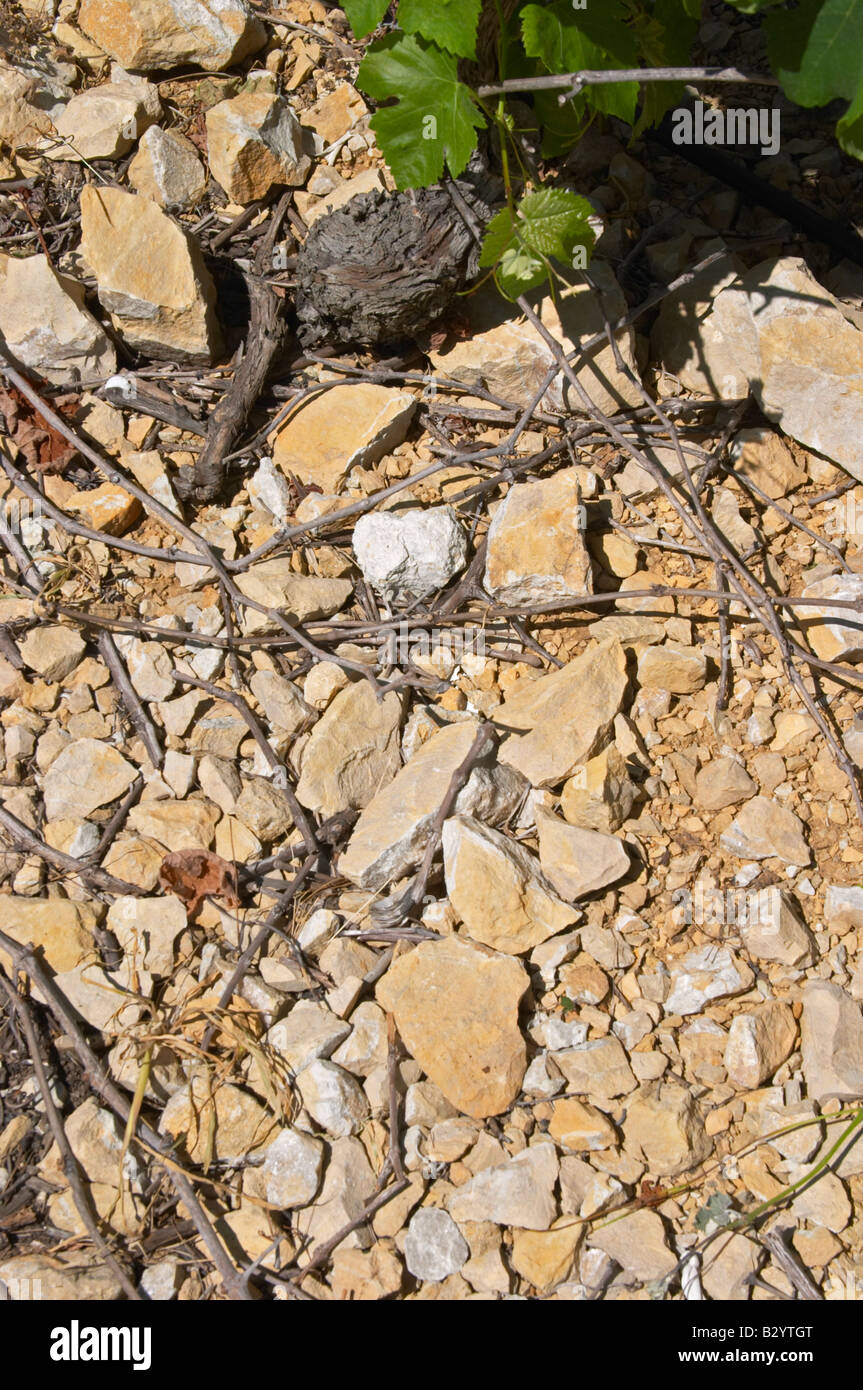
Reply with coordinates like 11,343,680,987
637,643,707,695
701,1233,761,1301
665,945,754,1017
801,981,863,1103
376,937,528,1119
339,719,525,891
0,63,58,150
65,481,142,535
536,808,629,900
42,737,137,820
694,756,756,811
730,427,806,499
353,507,468,601
234,778,293,841
296,681,402,817
206,93,310,204
720,796,810,865
552,1036,635,1100
295,1059,367,1138
588,1208,676,1283
47,78,160,161
77,0,266,72
107,894,186,977
825,883,863,933
18,625,85,682
127,124,207,208
623,1083,711,1178
795,574,863,663
428,268,642,416
266,1001,351,1074
404,1209,469,1283
724,1002,797,1089
257,1127,324,1208
738,888,815,967
0,897,102,974
160,1073,275,1164
272,384,415,493
0,1252,123,1301
249,669,312,737
447,1142,559,1230
559,743,637,833
299,1136,376,1250
509,1218,584,1291
548,1098,616,1152
0,253,115,385
79,185,221,364
484,467,592,606
495,639,628,788
442,813,577,955
234,560,352,625
299,83,368,144
127,797,220,851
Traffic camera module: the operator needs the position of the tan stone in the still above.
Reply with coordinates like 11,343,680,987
77,0,266,72
42,737,137,820
637,643,707,694
721,796,810,865
731,427,806,498
0,897,102,974
271,384,416,493
65,481,142,535
622,1083,711,1178
0,63,57,150
484,467,592,606
18,626,85,682
446,1142,558,1229
443,813,577,955
559,743,636,833
588,1207,675,1283
801,980,863,1103
299,84,368,144
296,682,402,817
46,78,160,161
206,93,310,204
376,937,528,1119
552,1036,636,1101
127,797,220,851
794,574,863,663
536,808,629,899
694,756,756,811
495,639,627,788
234,561,352,626
80,185,221,364
724,1002,797,1089
160,1072,276,1165
339,719,525,891
106,894,186,977
127,124,207,208
0,251,116,386
509,1217,584,1291
548,1098,616,1152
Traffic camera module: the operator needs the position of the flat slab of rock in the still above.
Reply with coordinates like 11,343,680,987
484,467,592,606
794,574,863,663
720,795,810,865
77,0,266,72
42,737,137,820
442,813,577,955
404,1209,469,1283
296,681,402,817
0,253,116,384
724,1001,797,1089
339,718,525,891
446,1142,559,1229
536,808,629,899
353,506,467,601
47,78,160,161
637,643,707,694
801,980,863,1103
623,1083,710,1177
376,936,528,1119
234,562,352,629
588,1208,676,1283
694,755,756,811
429,266,643,416
551,1035,636,1100
738,888,815,966
494,638,627,788
665,944,754,1016
206,93,310,204
80,186,221,364
272,383,415,493
0,897,103,974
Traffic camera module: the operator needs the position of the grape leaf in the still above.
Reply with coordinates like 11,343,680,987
398,0,482,58
521,0,640,125
342,0,390,39
764,0,863,158
632,0,701,135
480,189,595,300
359,33,486,188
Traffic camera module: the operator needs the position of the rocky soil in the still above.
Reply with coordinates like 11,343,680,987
1,0,863,1303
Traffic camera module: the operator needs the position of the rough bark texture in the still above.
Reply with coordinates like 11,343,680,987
296,175,497,350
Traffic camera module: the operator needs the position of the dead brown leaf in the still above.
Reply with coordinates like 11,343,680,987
0,381,78,474
158,849,241,919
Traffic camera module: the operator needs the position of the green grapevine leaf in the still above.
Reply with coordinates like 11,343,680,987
632,0,700,135
521,0,640,125
765,0,863,159
342,0,390,39
358,33,486,188
479,189,595,300
398,0,483,59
